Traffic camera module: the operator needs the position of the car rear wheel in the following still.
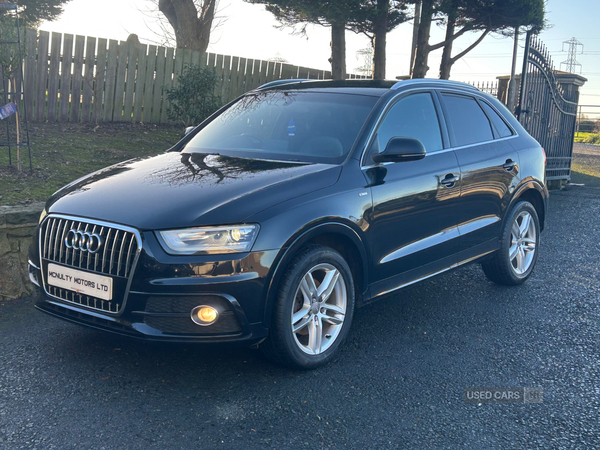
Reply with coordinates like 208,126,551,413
261,245,355,369
482,201,540,285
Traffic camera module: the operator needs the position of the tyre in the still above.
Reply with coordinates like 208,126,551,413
482,201,540,286
261,245,355,369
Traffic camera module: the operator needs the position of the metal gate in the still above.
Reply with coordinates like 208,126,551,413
517,31,578,181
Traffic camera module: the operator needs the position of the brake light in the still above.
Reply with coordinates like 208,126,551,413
541,148,546,165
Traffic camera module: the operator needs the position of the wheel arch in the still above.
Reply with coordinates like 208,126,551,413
262,222,369,327
508,181,547,231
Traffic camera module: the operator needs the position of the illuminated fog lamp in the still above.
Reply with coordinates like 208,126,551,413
191,305,219,326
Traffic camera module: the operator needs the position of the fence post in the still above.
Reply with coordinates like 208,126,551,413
132,43,148,123
46,32,61,122
70,35,85,122
59,34,73,122
94,38,108,124
24,29,37,122
35,31,49,122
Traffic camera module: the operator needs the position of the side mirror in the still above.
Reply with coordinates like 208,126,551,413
371,137,426,164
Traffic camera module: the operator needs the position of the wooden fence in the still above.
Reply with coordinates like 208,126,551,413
21,30,367,124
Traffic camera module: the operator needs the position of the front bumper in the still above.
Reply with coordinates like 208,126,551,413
29,226,279,346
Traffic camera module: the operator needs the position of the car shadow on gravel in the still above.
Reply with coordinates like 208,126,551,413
24,261,532,387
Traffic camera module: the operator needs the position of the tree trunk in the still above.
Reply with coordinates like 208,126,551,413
372,0,389,80
411,0,434,78
331,20,346,80
507,27,520,112
409,0,422,76
438,16,456,79
158,0,216,53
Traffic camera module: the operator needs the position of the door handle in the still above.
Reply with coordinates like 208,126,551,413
440,173,460,188
503,159,517,171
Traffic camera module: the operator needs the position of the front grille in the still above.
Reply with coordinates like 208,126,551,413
40,216,140,314
46,285,121,313
41,217,138,277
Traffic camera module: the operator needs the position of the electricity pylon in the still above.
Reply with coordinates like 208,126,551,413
560,37,584,74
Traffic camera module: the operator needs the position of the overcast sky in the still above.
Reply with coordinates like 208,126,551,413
40,0,600,114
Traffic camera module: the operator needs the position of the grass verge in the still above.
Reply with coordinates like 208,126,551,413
574,132,600,145
0,123,181,206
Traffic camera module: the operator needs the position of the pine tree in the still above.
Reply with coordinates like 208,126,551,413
1,0,72,27
247,0,409,80
411,0,545,79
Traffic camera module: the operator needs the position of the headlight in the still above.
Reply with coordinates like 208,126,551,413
157,224,259,255
39,209,47,224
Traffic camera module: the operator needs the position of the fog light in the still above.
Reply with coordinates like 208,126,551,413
191,305,218,326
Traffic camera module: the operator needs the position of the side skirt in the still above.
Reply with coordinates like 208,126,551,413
364,238,499,304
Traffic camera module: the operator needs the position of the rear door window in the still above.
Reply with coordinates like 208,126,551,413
442,94,494,147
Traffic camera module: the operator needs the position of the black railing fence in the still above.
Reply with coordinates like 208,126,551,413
464,80,499,97
576,105,600,134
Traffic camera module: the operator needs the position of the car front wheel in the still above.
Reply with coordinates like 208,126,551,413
482,200,540,285
261,245,355,369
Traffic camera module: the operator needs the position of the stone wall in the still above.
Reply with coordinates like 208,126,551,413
0,203,44,300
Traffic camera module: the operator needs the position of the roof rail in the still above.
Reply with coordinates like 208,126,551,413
391,79,478,91
256,79,311,90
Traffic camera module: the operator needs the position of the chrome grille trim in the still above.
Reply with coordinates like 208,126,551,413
102,228,112,273
43,218,50,259
124,237,135,278
58,219,69,262
110,229,119,274
51,219,61,261
39,214,143,315
41,217,138,278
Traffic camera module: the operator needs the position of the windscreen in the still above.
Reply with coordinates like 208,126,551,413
183,90,378,164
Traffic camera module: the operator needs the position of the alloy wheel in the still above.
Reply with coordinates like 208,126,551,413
509,211,537,276
290,263,347,355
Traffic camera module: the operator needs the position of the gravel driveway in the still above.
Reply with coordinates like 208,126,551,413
1,148,599,449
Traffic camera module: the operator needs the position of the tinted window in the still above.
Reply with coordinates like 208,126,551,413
374,92,443,155
479,101,513,138
185,91,377,164
442,94,494,146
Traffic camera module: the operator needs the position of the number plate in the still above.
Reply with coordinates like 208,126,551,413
47,263,113,301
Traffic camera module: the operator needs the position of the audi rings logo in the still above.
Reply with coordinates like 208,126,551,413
64,229,104,254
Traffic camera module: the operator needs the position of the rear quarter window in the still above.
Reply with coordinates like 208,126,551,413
479,100,514,138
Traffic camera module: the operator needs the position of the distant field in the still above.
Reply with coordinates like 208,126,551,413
574,132,600,144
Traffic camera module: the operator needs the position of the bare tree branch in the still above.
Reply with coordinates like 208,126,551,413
450,28,490,63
